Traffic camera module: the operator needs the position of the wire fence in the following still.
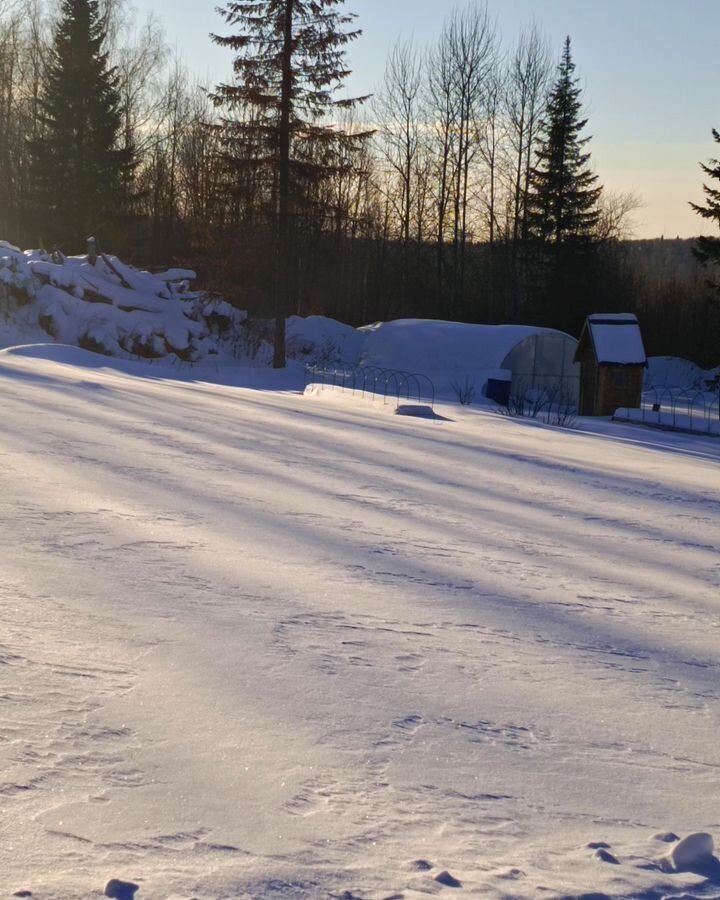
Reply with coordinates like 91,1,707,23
616,387,720,435
304,364,435,409
510,373,580,407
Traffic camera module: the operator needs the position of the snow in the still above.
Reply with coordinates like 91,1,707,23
615,401,720,436
360,318,565,371
586,314,647,365
0,246,247,363
646,356,720,391
670,834,716,870
286,314,365,366
1,345,720,899
359,318,573,399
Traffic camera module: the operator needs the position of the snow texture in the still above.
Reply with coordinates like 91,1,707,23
0,244,246,362
646,356,720,391
0,345,719,900
359,318,575,399
360,317,568,372
587,314,647,365
614,403,720,437
670,833,716,870
286,314,365,366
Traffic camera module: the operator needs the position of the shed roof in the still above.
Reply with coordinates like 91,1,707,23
575,314,647,366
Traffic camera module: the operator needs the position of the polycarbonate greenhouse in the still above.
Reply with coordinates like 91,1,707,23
359,319,580,402
501,330,580,401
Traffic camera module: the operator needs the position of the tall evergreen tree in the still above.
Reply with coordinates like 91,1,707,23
690,129,720,308
211,0,368,368
527,37,601,247
524,37,602,332
28,0,132,251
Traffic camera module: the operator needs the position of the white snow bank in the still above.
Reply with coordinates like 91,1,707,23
614,403,720,436
360,319,562,373
358,318,576,402
669,832,716,870
0,342,127,367
0,244,247,363
646,356,720,391
286,314,364,366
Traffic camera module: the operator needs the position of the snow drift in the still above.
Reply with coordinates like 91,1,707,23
0,347,719,899
0,240,246,362
1,240,718,405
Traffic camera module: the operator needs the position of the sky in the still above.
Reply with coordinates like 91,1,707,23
135,0,720,239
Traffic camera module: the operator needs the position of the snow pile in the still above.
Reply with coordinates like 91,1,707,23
3,241,716,410
0,241,246,362
360,319,553,373
286,314,364,366
359,318,571,401
646,356,720,391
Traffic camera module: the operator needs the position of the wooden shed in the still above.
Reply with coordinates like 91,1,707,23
574,314,647,416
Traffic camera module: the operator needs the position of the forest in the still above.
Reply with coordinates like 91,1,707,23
0,0,718,368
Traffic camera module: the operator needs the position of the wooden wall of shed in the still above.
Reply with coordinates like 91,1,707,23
596,367,644,416
578,348,598,416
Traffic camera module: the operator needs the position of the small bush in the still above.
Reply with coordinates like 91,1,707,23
451,375,476,405
498,381,577,429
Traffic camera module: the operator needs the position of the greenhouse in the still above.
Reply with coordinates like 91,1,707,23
358,319,580,403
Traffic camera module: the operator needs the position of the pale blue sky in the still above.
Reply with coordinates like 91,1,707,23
137,0,719,238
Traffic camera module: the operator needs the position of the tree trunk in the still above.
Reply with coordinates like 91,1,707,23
274,0,294,369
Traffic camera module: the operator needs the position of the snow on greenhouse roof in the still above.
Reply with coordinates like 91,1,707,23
579,314,647,366
359,319,572,373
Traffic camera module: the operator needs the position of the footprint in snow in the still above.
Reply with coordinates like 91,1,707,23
105,879,139,900
653,831,680,843
593,847,619,864
409,859,433,871
434,870,462,888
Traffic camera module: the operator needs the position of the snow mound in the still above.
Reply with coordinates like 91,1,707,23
359,318,576,402
670,833,716,870
286,315,364,366
0,343,129,368
360,318,560,374
0,244,247,363
646,356,720,391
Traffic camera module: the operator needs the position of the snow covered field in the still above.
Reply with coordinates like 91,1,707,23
1,347,720,900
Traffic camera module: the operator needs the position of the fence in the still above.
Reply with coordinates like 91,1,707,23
509,373,580,407
304,364,435,409
495,376,579,427
615,387,720,435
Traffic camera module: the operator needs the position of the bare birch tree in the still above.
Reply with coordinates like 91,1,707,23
505,24,551,245
503,23,551,319
373,37,423,305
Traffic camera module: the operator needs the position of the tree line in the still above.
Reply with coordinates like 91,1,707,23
0,0,717,367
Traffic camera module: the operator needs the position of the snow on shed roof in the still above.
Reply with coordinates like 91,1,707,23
359,319,572,373
577,313,647,366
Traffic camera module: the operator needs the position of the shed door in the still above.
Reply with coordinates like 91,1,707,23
580,359,597,415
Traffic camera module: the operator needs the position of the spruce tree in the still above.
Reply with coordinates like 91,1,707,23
524,37,602,332
690,129,720,307
211,0,367,368
28,0,132,251
527,37,601,247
